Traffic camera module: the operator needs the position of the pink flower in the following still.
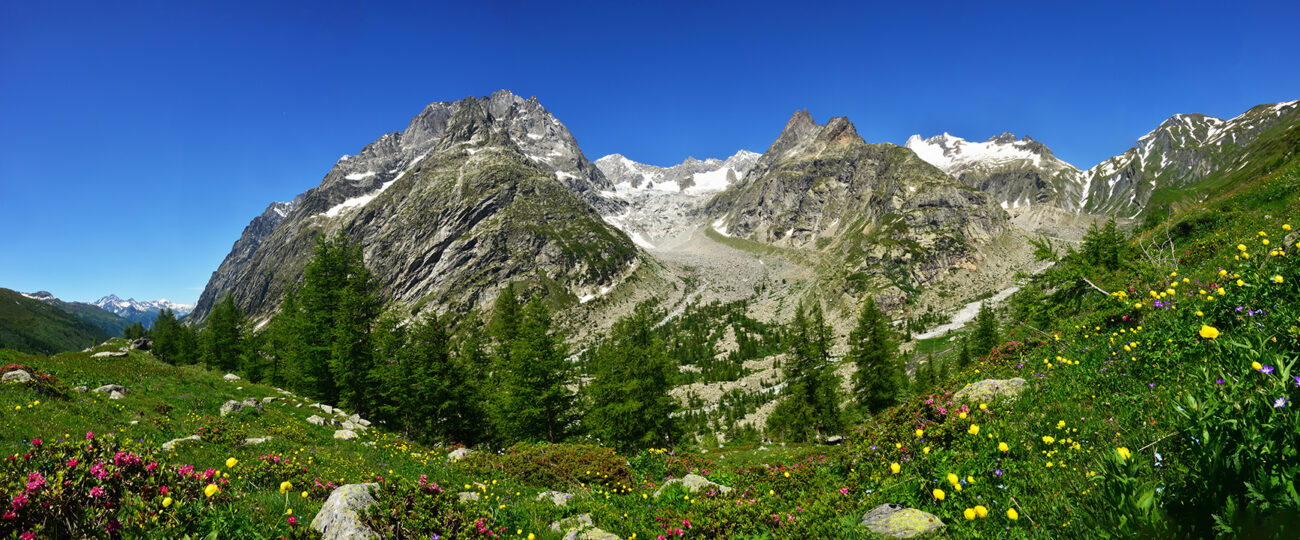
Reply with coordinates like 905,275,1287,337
90,463,108,480
21,532,35,540
839,487,849,495
11,495,29,509
30,438,41,448
3,510,15,519
86,430,94,440
287,515,298,526
66,458,79,468
146,461,158,472
89,486,105,498
160,486,169,495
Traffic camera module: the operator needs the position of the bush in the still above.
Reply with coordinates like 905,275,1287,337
362,476,501,538
459,442,631,490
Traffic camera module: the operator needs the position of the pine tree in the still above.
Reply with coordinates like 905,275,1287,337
495,297,573,444
584,302,681,451
200,295,244,372
848,298,903,414
151,309,186,364
767,302,844,442
971,303,999,358
957,337,971,368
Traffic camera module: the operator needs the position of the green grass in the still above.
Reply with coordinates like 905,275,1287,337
0,287,109,355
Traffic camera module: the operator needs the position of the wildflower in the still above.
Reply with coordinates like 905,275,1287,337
1008,508,1019,520
280,481,293,494
86,430,94,440
975,505,988,518
30,438,41,448
1042,436,1055,444
1199,325,1220,339
947,473,959,485
1275,398,1289,408
301,491,309,498
225,457,238,468
89,486,104,498
1117,447,1132,460
1275,275,1285,283
979,403,988,410
968,425,980,435
998,442,1009,452
204,484,219,498
1252,361,1263,371
932,488,945,501
923,446,930,454
1261,365,1275,374
1293,375,1300,387
162,497,172,507
915,429,924,438
964,508,976,520
890,462,900,474
288,515,298,526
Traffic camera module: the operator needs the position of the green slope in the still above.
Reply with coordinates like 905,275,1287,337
0,288,109,354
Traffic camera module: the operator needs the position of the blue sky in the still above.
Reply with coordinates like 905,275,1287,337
2,0,1297,305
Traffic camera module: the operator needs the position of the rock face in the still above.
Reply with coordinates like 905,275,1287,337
191,90,637,324
2,370,31,383
128,338,153,351
706,111,1010,302
859,503,945,538
906,132,1086,212
311,483,378,540
952,378,1027,403
220,398,264,417
652,474,733,498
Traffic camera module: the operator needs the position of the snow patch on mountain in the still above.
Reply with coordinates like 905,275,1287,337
905,132,1078,174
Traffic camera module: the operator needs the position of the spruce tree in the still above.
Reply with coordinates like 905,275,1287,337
200,295,244,372
957,337,971,368
848,298,902,414
151,308,184,364
767,302,844,442
495,297,573,443
584,302,681,451
971,303,999,358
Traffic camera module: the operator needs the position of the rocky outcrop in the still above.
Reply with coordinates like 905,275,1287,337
952,378,1027,403
447,448,475,462
223,373,241,382
652,474,733,498
191,90,635,324
220,398,264,417
311,483,378,540
2,370,31,383
128,338,153,351
333,430,358,440
859,503,945,538
92,384,125,394
550,514,621,540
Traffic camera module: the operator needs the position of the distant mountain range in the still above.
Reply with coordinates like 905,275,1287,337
90,294,193,328
2,289,109,354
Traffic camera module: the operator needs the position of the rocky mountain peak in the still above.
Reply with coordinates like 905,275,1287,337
815,116,865,147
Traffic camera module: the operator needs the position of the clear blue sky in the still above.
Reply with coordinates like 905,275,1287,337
2,0,1297,305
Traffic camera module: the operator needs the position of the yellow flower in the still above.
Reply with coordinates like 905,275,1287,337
768,490,774,496
162,497,172,508
1237,279,1245,286
1285,224,1293,231
1252,361,1263,371
1117,447,1132,460
1199,325,1220,339
947,473,959,485
964,508,976,520
301,491,309,498
968,424,980,435
226,457,238,468
1042,436,1055,444
1008,508,1019,520
979,403,987,410
1196,311,1203,317
890,462,901,474
975,505,988,518
915,428,924,438
959,412,967,419
1238,244,1248,251
204,484,219,498
923,446,930,454
933,488,946,501
280,481,293,494
529,534,536,540
783,471,790,478
1274,275,1284,284
998,442,1009,452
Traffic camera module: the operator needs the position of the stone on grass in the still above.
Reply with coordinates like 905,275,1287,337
161,435,201,451
220,398,264,417
261,397,278,405
223,373,241,381
537,490,573,507
458,491,480,502
333,429,358,440
447,448,474,461
93,384,125,394
91,351,128,358
242,437,272,446
859,503,945,538
952,378,1027,404
550,514,621,540
72,386,87,393
2,370,31,384
311,483,378,540
109,391,125,400
307,415,332,426
129,338,153,351
653,474,733,498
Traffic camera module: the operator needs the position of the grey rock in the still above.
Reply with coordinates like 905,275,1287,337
333,429,357,440
311,483,378,540
223,373,241,382
341,420,369,432
220,398,264,417
129,338,153,351
2,370,32,384
261,397,278,405
161,435,201,451
550,514,621,540
536,490,573,507
92,384,125,394
108,391,125,400
824,435,844,445
447,448,474,462
311,403,335,415
91,351,128,358
653,474,733,498
348,414,372,427
457,491,480,502
307,415,336,426
72,386,87,393
859,503,945,538
952,378,1027,404
242,437,272,446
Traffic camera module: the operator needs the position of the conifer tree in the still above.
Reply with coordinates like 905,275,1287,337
767,302,844,442
957,337,971,368
848,298,903,414
151,308,189,364
495,296,573,443
971,303,999,358
200,295,244,372
584,302,680,451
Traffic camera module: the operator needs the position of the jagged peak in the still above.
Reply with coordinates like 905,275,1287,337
815,116,865,146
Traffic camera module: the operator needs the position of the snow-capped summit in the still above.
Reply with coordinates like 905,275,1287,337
904,132,1079,176
905,131,1087,213
94,294,194,321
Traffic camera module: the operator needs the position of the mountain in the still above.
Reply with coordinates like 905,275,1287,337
0,288,109,354
905,132,1085,211
1080,100,1300,216
19,291,133,336
705,111,1013,305
594,150,759,247
92,295,194,329
191,90,639,324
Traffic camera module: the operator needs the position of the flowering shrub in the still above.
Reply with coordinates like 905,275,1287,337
1,364,67,399
362,476,500,538
459,443,631,490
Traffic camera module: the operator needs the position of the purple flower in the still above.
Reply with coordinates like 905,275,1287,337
1149,383,1156,388
1293,376,1300,387
1216,378,1225,384
994,469,1003,477
1261,365,1275,374
1274,398,1289,409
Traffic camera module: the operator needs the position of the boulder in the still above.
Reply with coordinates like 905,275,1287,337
161,435,201,451
223,373,241,382
952,378,1027,404
333,429,358,440
311,483,378,540
220,398,264,417
307,415,333,426
129,338,153,351
261,397,278,405
109,391,125,400
447,448,474,462
72,386,88,393
91,351,128,358
537,490,573,507
311,403,335,414
859,503,945,538
242,437,273,446
2,370,32,384
92,384,125,394
653,474,733,498
349,414,372,427
824,435,845,445
341,420,369,432
550,514,621,540
457,491,480,502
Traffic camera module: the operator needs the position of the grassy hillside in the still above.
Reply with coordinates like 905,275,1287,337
44,298,133,337
0,288,109,355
